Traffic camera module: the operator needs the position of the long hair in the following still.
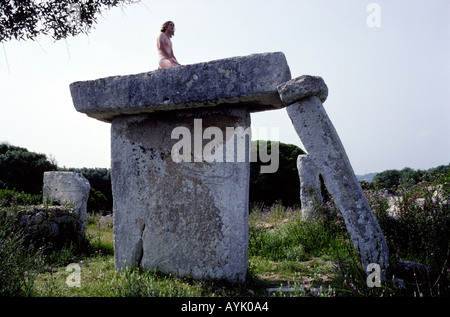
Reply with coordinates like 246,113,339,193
161,21,175,37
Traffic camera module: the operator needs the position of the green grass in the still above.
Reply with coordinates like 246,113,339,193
26,208,346,297
248,203,353,262
34,254,208,297
27,206,354,297
2,174,449,297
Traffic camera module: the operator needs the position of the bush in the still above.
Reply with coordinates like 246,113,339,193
250,141,305,207
0,208,45,296
391,174,449,266
61,167,113,212
362,173,450,296
248,203,351,262
0,143,57,195
0,188,86,251
373,169,403,189
88,188,109,213
0,188,41,207
299,173,450,296
369,173,450,266
372,164,450,190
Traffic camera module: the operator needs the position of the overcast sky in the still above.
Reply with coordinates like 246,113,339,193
0,0,449,175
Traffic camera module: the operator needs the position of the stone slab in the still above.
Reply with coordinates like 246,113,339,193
111,108,251,282
277,75,328,105
70,52,291,123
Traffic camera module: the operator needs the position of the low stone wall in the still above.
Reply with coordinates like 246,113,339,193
14,204,86,249
4,171,91,250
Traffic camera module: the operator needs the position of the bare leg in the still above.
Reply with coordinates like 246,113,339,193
159,58,179,69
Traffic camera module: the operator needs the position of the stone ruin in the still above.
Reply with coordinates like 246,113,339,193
16,171,90,249
43,171,90,236
69,52,389,282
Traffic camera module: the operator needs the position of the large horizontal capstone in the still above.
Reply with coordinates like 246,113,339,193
70,52,291,123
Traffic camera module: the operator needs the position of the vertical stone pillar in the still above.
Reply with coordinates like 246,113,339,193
297,154,322,220
278,76,389,272
111,108,250,282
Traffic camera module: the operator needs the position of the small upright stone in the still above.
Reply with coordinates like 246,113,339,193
43,171,90,236
297,154,322,220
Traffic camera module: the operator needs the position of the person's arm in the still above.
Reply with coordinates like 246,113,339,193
171,49,180,65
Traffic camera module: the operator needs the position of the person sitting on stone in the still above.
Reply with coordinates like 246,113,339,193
157,21,180,69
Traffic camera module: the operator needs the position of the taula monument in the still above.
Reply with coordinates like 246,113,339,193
70,52,388,282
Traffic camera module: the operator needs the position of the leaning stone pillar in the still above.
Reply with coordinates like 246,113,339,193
69,52,291,282
277,75,389,272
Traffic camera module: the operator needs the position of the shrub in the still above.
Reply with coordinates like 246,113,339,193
360,173,449,296
249,141,305,207
0,188,41,207
373,169,402,189
60,167,113,212
98,214,113,229
0,208,45,296
248,203,351,261
0,143,57,195
391,174,449,267
367,173,449,267
88,188,109,213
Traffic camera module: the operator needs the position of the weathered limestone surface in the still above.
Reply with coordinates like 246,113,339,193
277,75,328,104
43,171,90,236
70,52,389,281
278,76,389,272
70,52,291,123
112,108,250,282
69,52,292,282
297,154,322,220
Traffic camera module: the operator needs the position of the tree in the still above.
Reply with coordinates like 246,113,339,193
0,143,57,195
0,0,139,42
399,167,421,184
427,164,450,175
250,141,306,207
60,167,112,212
373,169,402,189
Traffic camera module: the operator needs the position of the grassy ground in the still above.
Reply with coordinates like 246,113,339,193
27,204,389,297
26,205,351,297
33,208,345,297
4,174,450,297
